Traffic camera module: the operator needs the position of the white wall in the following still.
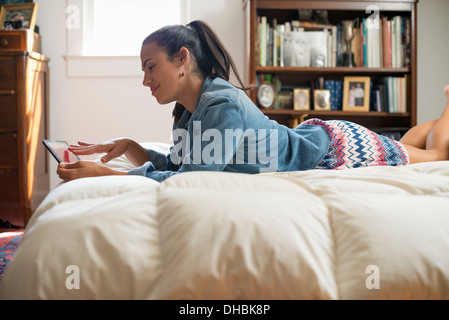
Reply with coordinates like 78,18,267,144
417,0,449,124
190,0,246,84
34,0,448,189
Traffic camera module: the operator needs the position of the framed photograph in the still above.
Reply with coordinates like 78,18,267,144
278,89,293,110
257,82,275,109
343,76,371,112
313,89,331,111
293,88,310,110
0,2,38,31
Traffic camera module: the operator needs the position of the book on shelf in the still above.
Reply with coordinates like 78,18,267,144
331,25,338,67
382,16,389,68
378,76,407,113
336,23,342,66
259,16,267,66
371,88,382,112
324,79,343,111
391,16,398,68
362,18,367,67
257,15,411,68
403,17,411,67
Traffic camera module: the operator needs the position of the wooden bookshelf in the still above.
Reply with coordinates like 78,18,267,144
244,0,418,134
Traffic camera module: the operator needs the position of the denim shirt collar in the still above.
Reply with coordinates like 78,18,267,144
192,76,213,116
172,76,212,131
174,108,191,131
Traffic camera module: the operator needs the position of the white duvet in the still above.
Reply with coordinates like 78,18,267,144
1,143,449,300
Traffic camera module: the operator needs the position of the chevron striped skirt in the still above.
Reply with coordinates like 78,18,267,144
302,118,410,170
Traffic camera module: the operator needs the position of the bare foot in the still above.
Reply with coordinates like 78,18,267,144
444,85,449,99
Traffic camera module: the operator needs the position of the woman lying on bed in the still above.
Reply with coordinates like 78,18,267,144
57,20,449,183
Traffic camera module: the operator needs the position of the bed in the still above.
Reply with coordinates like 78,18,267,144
1,142,449,300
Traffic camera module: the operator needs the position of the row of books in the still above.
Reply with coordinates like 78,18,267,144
257,74,407,113
371,76,407,113
257,15,411,68
258,17,336,67
357,15,411,68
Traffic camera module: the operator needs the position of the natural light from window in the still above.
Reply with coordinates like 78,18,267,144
83,0,182,56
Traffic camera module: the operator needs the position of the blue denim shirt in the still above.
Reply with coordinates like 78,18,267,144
128,77,330,182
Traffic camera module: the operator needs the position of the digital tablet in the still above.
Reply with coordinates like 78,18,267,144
42,140,81,163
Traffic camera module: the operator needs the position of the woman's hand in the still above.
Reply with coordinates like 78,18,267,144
68,139,133,164
57,160,126,182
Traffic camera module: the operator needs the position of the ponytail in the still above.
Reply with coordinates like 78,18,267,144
143,20,255,123
186,21,253,93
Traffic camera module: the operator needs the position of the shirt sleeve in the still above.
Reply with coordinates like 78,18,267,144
146,149,169,171
146,147,181,171
127,100,245,182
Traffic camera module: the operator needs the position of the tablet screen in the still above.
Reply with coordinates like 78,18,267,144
43,140,80,163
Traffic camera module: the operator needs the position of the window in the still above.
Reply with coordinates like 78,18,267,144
65,0,190,77
84,0,183,56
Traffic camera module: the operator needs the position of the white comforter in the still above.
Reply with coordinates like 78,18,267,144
1,143,449,300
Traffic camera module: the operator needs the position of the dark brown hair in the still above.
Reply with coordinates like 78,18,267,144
143,20,254,123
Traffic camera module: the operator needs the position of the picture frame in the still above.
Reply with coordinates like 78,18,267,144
343,76,371,112
257,82,275,109
278,89,293,110
293,88,310,110
313,89,331,111
0,2,38,31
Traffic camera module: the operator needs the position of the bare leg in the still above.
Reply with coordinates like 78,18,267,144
400,120,436,149
425,85,449,152
400,143,441,163
401,85,449,163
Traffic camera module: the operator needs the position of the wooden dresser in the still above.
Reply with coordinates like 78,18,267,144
0,30,49,227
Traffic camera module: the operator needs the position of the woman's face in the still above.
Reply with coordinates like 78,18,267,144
141,41,183,105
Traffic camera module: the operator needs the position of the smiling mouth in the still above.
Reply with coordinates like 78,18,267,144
151,85,159,95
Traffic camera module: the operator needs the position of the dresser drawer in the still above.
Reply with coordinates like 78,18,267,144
0,58,16,90
0,93,17,132
0,133,18,167
0,30,41,52
0,33,22,50
0,168,19,210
